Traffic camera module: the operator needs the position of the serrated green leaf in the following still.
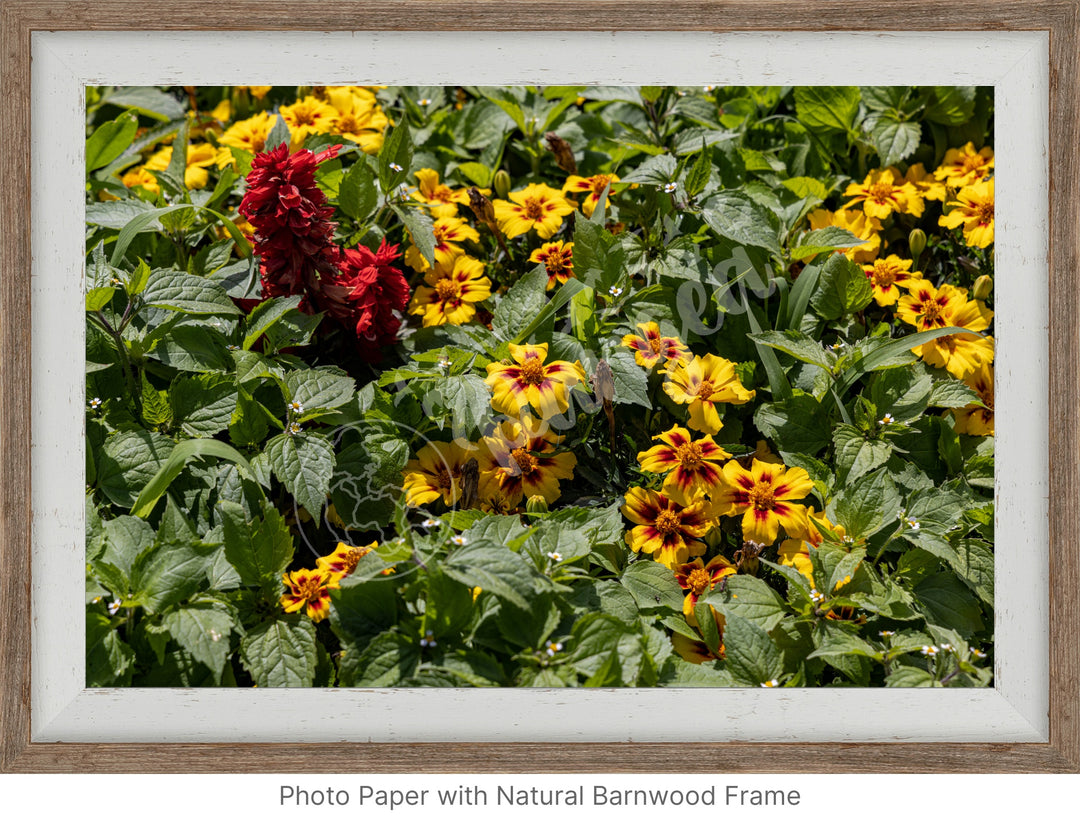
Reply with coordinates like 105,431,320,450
794,86,861,133
163,605,235,677
240,618,318,687
141,269,240,316
265,432,336,524
620,560,684,615
722,613,782,686
702,575,787,632
338,158,378,220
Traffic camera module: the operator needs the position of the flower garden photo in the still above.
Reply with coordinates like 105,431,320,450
83,84,996,689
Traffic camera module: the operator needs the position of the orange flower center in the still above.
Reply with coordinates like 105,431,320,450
674,441,705,470
436,467,453,490
647,334,665,355
920,300,946,326
686,568,711,595
510,447,537,474
543,247,570,273
432,185,454,201
435,278,461,302
655,508,682,536
519,356,547,385
291,107,322,127
251,136,266,153
523,197,546,220
695,379,716,400
293,575,326,603
868,182,896,202
335,115,363,133
591,175,613,195
871,262,898,288
747,480,777,512
976,201,994,225
962,155,985,172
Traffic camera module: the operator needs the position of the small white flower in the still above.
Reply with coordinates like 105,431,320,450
450,535,468,546
421,517,441,528
288,400,305,414
389,162,403,172
676,90,687,97
663,182,678,194
827,343,842,351
760,679,780,688
89,397,103,410
110,277,123,287
906,519,921,532
878,630,894,638
896,509,907,520
419,632,437,648
921,645,939,657
398,183,411,197
842,535,854,544
548,551,563,562
107,598,122,616
878,413,895,425
703,85,715,92
970,647,987,659
437,357,452,369
940,643,955,652
418,98,432,106
227,344,239,351
809,589,823,603
287,422,303,435
608,286,623,297
91,596,102,604
544,640,564,657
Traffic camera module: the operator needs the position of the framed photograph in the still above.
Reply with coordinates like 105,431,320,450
2,1,1078,773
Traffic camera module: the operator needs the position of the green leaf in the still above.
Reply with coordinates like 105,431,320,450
130,541,216,612
835,326,983,394
101,87,185,121
130,438,255,519
242,295,303,350
395,206,437,269
441,540,539,610
913,570,985,638
347,632,419,687
265,114,291,152
833,423,892,481
828,467,900,538
431,374,493,434
744,299,792,401
869,364,934,422
285,369,356,420
338,158,378,220
97,430,175,509
789,227,868,261
754,393,831,455
860,87,909,111
218,501,295,590
794,86,861,133
163,605,235,677
700,190,782,256
885,665,938,687
240,618,318,687
86,611,135,687
151,324,232,373
620,560,684,615
722,613,782,686
86,110,139,173
101,515,155,577
86,286,117,312
703,575,787,632
867,113,921,167
141,269,241,316
749,330,833,369
378,120,413,192
806,627,879,661
568,613,643,685
605,350,651,409
140,372,172,428
927,377,982,409
923,86,976,126
170,373,237,437
109,204,251,268
811,254,873,319
265,432,336,524
684,140,712,196
492,266,548,341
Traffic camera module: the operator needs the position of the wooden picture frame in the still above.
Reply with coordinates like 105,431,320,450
1,0,1077,773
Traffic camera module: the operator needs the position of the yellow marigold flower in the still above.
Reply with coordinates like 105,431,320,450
529,240,575,290
895,279,971,332
621,487,718,568
479,415,576,508
952,361,994,436
408,254,491,327
889,162,946,202
622,322,690,370
661,354,754,435
210,99,232,123
638,426,731,499
410,168,481,218
316,541,393,581
863,255,921,307
562,172,619,218
674,554,737,626
672,631,723,663
842,168,924,220
402,440,474,507
806,208,882,263
237,85,272,100
280,95,338,147
485,342,586,419
778,507,846,580
715,458,813,545
144,143,218,190
493,183,574,239
404,216,480,272
280,568,339,622
121,166,160,193
217,111,278,166
939,179,994,248
933,142,994,188
325,87,388,154
753,440,782,465
916,325,994,380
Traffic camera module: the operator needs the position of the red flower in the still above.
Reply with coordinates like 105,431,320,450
337,240,411,359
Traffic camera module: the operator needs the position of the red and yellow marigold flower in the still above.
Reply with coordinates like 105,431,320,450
715,458,813,545
916,326,994,380
933,142,994,188
777,507,845,581
939,179,994,248
316,541,393,580
621,487,718,568
479,415,576,508
889,163,946,202
279,95,338,147
144,143,218,190
674,554,737,626
637,426,731,499
493,183,574,239
671,632,722,663
842,168,924,220
863,255,921,307
662,354,755,435
408,254,491,327
324,87,388,154
485,342,587,420
529,240,575,290
280,568,339,622
404,216,480,272
952,361,995,436
562,172,619,218
894,279,969,332
806,208,882,263
409,168,480,218
402,440,474,507
216,111,277,167
622,322,690,370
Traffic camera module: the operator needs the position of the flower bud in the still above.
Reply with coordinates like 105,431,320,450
545,131,578,174
493,169,511,200
972,274,993,301
466,187,497,230
525,495,549,514
908,228,926,258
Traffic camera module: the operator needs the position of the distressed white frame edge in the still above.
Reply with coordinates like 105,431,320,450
30,30,1049,743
